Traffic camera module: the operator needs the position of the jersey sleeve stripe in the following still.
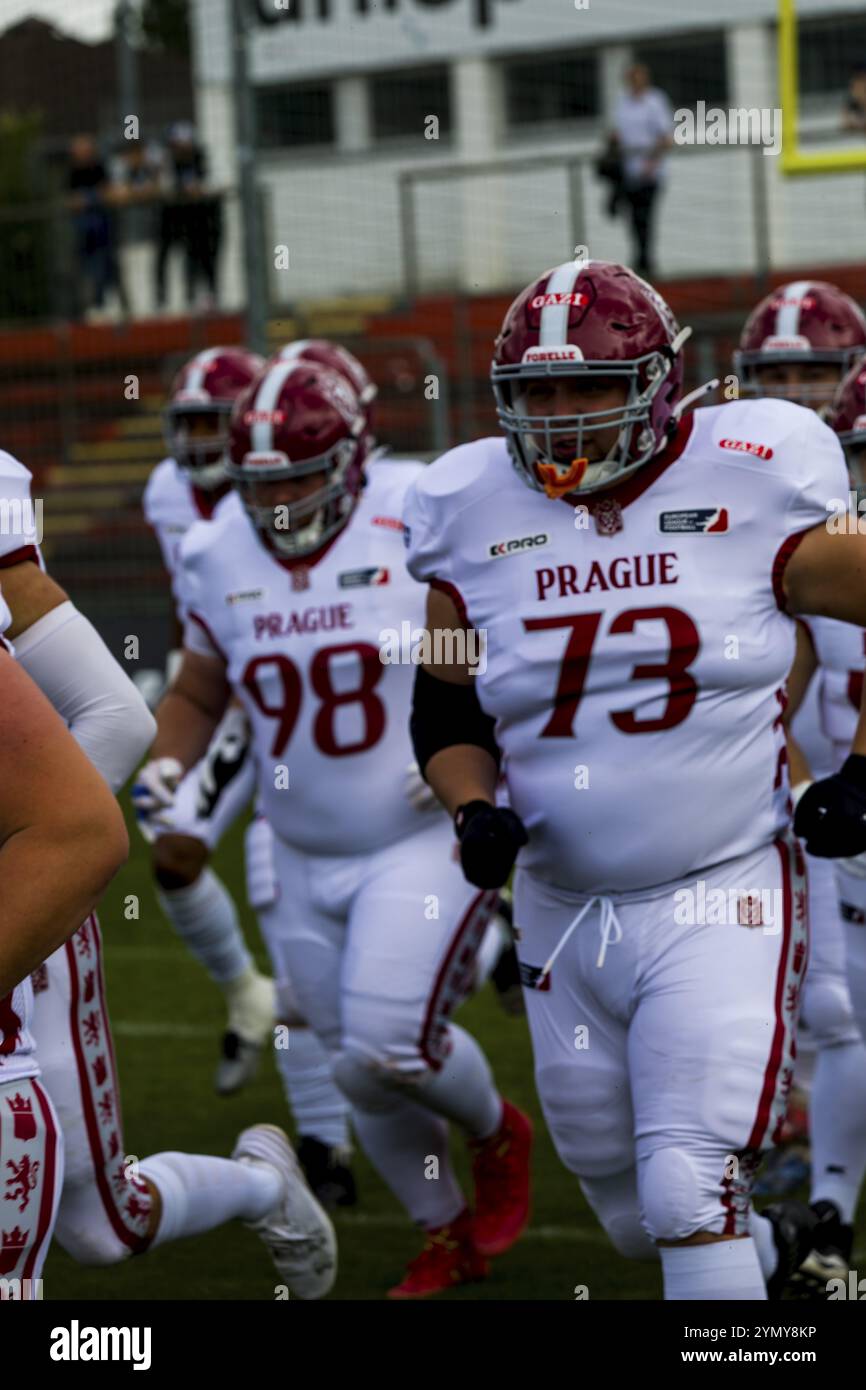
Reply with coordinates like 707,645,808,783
187,609,229,664
771,527,812,613
430,577,471,630
0,543,40,570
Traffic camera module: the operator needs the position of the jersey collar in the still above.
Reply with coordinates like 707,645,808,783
560,414,695,513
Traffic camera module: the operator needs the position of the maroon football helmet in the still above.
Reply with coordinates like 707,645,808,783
734,281,866,408
165,346,265,490
227,359,368,558
491,259,690,496
828,355,866,482
270,339,376,406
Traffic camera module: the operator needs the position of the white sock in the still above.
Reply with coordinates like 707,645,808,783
276,1027,350,1150
157,869,252,986
415,1024,502,1140
811,1041,866,1224
660,1237,767,1300
138,1151,281,1247
748,1210,778,1281
350,1101,465,1229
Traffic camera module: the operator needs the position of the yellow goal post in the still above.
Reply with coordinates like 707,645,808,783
779,0,866,175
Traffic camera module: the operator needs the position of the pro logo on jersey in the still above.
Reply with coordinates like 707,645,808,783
658,508,729,535
338,567,390,588
488,532,550,559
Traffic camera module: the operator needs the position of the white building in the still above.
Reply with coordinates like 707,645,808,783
190,0,866,305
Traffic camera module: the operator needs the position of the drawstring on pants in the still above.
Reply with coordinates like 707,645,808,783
537,894,624,986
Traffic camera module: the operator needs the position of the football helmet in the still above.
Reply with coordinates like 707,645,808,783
270,340,376,416
227,359,368,559
829,355,866,448
734,281,866,407
828,354,866,483
165,346,265,490
491,259,690,497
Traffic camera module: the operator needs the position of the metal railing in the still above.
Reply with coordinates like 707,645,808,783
397,143,786,301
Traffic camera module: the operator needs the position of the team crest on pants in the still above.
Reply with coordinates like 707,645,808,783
737,894,763,927
6,1093,36,1143
0,1225,28,1277
0,1077,59,1286
5,1148,39,1212
47,918,154,1249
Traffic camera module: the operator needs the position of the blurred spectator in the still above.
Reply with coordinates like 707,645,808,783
67,134,128,321
112,139,164,318
156,123,221,312
842,65,866,136
119,139,163,202
611,64,673,278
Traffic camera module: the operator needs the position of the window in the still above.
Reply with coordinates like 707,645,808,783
504,51,599,129
256,83,334,150
371,67,451,143
633,33,728,110
797,13,866,97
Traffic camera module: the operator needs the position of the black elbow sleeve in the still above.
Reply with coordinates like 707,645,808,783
410,665,501,779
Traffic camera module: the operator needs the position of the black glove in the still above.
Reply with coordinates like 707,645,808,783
454,801,528,889
793,755,866,858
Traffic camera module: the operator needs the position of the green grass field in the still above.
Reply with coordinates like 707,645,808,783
43,801,866,1302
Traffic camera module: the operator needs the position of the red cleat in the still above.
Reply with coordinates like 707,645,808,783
387,1208,489,1299
468,1099,533,1257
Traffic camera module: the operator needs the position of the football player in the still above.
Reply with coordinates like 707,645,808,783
0,611,127,1299
267,339,522,1011
140,343,361,1203
824,357,866,1036
142,346,276,1096
404,258,866,1300
734,280,866,415
0,451,336,1299
144,356,533,1298
772,349,866,1286
733,284,866,1289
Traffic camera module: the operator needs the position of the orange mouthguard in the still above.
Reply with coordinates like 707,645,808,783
537,456,589,498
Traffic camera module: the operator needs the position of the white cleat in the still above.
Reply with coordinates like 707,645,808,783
232,1124,337,1300
215,972,277,1097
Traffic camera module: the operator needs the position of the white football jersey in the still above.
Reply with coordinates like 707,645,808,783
0,448,42,568
177,457,444,856
143,456,232,577
807,615,866,768
404,398,847,894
